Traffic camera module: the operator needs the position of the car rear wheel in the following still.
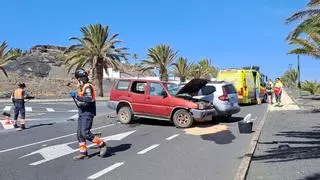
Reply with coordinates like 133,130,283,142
117,106,133,124
173,109,193,128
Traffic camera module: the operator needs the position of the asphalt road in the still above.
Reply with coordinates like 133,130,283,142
0,101,267,180
0,101,110,130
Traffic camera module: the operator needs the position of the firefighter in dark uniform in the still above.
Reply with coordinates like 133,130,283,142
11,82,27,129
72,69,107,160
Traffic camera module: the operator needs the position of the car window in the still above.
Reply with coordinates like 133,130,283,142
224,84,237,94
116,80,130,90
131,81,146,94
149,82,166,96
164,83,179,95
199,86,216,96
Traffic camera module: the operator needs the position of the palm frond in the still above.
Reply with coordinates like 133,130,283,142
286,9,320,24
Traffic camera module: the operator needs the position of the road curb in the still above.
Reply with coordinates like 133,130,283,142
234,106,269,180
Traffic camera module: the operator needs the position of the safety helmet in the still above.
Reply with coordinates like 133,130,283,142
18,82,26,88
74,68,88,79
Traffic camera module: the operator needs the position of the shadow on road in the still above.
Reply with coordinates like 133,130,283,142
252,125,320,163
89,144,132,158
300,173,320,180
131,118,173,127
122,116,244,130
105,143,132,158
27,123,56,129
217,116,243,123
201,130,236,144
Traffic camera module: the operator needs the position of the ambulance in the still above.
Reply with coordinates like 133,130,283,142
216,66,267,104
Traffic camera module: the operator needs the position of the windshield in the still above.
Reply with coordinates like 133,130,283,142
164,83,179,96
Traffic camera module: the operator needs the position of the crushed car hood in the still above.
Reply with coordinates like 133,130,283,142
176,79,209,96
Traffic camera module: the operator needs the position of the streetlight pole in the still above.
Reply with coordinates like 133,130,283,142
297,55,301,89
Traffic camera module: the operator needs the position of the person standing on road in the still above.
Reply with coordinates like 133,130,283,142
255,79,261,104
274,78,283,106
11,82,27,129
266,79,274,105
72,68,107,160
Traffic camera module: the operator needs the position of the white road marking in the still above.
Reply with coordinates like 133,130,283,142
166,134,180,140
26,113,46,118
68,110,78,112
68,114,78,120
20,131,136,166
0,124,115,154
3,106,11,112
46,108,55,112
137,144,159,155
87,162,124,179
25,107,32,112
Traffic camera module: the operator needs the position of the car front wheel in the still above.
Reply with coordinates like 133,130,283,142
117,106,133,124
173,109,193,128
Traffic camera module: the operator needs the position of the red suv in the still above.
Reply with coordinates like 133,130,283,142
107,79,216,128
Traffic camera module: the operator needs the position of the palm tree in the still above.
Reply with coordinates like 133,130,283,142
141,44,177,81
0,41,21,77
189,58,217,80
189,64,202,79
281,69,299,87
301,80,320,95
286,0,320,58
171,57,192,82
286,0,320,24
65,24,128,97
288,35,320,58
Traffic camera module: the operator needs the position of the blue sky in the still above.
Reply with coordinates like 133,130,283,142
1,0,319,80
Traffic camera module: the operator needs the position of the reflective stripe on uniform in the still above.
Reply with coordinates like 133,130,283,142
78,83,96,100
79,142,88,153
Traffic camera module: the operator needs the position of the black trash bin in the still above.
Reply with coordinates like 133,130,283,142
238,121,253,134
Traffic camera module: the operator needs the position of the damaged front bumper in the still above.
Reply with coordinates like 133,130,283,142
190,108,217,122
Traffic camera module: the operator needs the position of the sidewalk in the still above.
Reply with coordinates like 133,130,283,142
246,108,320,179
269,90,300,111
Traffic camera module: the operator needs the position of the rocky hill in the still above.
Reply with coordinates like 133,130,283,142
0,45,154,98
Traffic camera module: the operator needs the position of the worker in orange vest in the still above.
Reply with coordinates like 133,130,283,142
71,68,107,160
11,82,27,129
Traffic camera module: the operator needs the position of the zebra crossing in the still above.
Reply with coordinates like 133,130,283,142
2,106,78,113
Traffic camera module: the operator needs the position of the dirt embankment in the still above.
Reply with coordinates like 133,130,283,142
0,45,147,98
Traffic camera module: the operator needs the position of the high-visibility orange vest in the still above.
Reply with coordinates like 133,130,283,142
78,83,96,100
13,88,25,100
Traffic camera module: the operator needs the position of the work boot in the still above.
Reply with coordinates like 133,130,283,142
14,124,19,129
99,142,108,157
73,154,89,160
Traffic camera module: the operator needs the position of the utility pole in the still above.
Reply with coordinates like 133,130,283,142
297,55,301,89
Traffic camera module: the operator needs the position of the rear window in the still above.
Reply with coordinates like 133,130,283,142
224,84,237,94
199,86,216,95
116,80,130,90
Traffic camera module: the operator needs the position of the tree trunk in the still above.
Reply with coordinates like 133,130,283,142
160,68,168,82
93,59,104,97
180,76,186,82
